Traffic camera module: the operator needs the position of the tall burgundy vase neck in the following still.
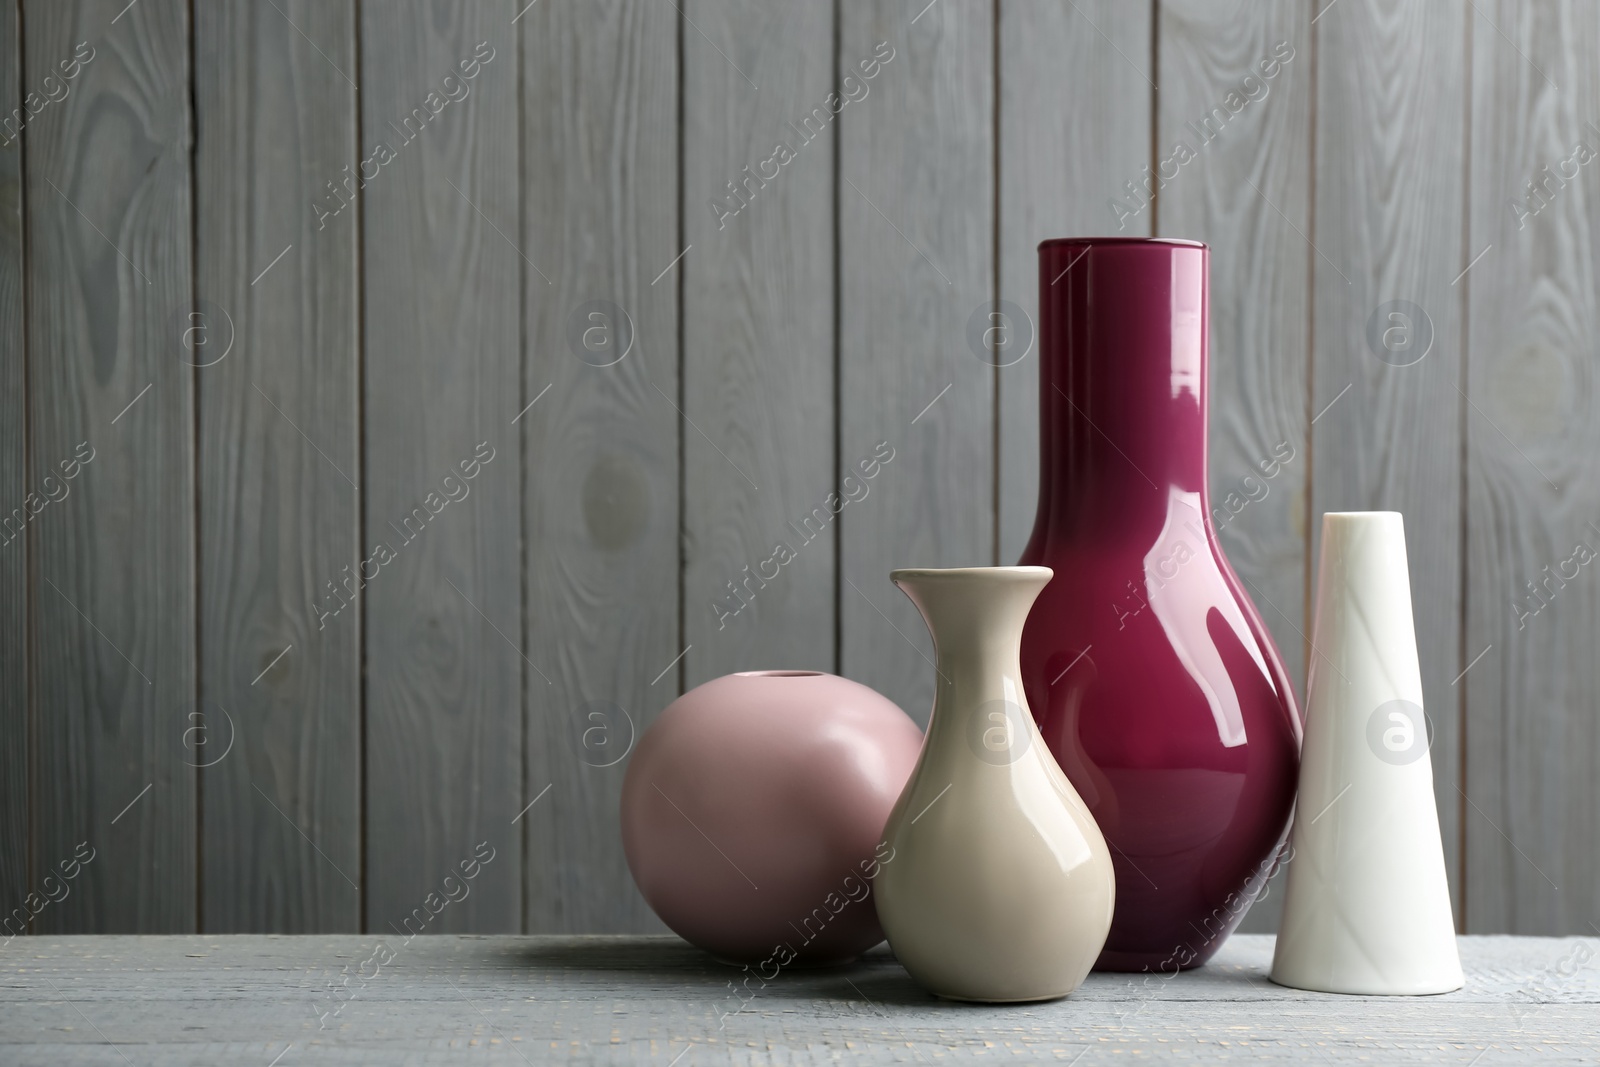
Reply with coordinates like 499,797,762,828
1028,237,1209,551
1018,237,1302,973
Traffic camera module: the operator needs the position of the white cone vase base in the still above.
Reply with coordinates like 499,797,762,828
875,567,1115,1005
1271,513,1463,996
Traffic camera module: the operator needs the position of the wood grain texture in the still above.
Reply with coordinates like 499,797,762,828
521,0,677,933
1464,0,1600,934
26,0,194,932
1155,0,1310,935
3,935,1599,1064
997,0,1154,563
360,1,521,933
681,0,837,685
193,0,359,932
838,2,992,727
1310,0,1466,922
0,0,23,930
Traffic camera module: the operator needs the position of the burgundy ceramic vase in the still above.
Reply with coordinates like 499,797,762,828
1017,237,1302,972
621,670,922,965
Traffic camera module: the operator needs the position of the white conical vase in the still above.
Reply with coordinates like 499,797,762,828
1271,512,1462,995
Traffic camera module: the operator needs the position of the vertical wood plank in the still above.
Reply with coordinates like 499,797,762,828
1155,0,1311,933
1465,0,1600,933
27,0,195,931
193,1,359,932
997,0,1154,562
1311,0,1466,920
362,1,521,933
0,0,23,926
838,2,992,725
522,0,678,932
682,0,836,684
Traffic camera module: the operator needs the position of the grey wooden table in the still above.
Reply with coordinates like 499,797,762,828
2,934,1596,1064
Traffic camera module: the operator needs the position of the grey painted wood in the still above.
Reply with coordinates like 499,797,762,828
26,0,195,932
193,0,360,932
1155,0,1311,935
682,0,837,685
996,0,1154,564
838,2,992,727
1309,0,1466,922
1464,0,1600,935
5,0,1600,943
521,0,678,933
0,0,23,931
3,935,1599,1064
360,1,521,934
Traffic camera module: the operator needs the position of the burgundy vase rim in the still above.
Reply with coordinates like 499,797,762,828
1036,236,1207,251
731,669,827,678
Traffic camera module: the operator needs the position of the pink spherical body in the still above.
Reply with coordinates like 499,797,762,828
621,670,923,964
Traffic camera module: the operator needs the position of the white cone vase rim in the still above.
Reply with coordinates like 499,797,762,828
1270,511,1463,996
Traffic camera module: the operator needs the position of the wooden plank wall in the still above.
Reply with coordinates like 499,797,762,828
0,0,23,931
1,0,1596,938
194,0,360,933
1312,0,1468,927
1155,0,1312,933
1465,0,1600,935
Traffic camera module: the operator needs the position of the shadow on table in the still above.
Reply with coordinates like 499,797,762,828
469,938,941,1002
470,937,1276,1007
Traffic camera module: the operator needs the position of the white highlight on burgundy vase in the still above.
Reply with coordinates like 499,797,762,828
1271,512,1463,995
875,566,1114,1003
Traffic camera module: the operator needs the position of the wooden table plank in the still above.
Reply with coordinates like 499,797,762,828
1,935,1596,1064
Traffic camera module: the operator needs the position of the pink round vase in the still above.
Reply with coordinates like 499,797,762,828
621,670,922,965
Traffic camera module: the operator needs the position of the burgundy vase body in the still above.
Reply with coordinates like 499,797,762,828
1017,238,1302,972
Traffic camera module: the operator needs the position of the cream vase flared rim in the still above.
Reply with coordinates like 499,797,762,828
890,566,1053,582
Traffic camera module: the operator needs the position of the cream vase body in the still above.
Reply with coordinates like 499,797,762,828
875,567,1115,1002
1271,512,1462,995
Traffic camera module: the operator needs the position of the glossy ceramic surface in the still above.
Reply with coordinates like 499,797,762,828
620,671,923,965
1271,512,1462,995
876,567,1115,1002
1017,238,1302,972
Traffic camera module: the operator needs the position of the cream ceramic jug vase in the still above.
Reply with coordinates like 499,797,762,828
874,567,1115,1002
